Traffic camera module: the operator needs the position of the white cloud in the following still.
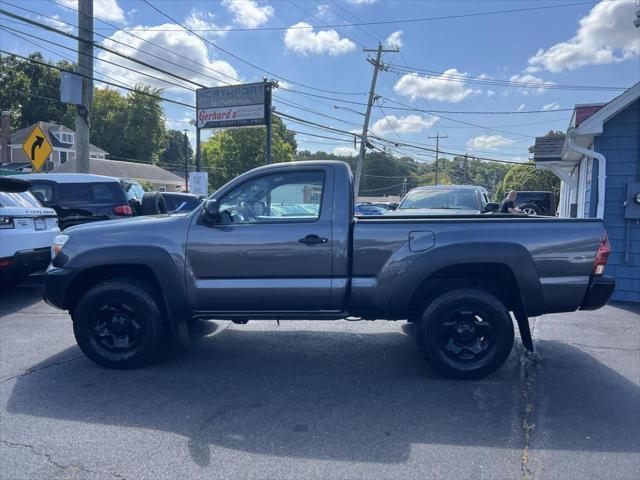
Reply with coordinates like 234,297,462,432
486,90,495,97
542,102,560,111
58,0,126,24
222,0,274,28
466,134,516,151
97,24,240,92
393,68,480,103
527,1,640,72
40,14,74,34
347,0,377,4
315,4,332,20
370,114,439,136
517,104,525,112
184,10,229,37
284,22,356,56
385,31,403,49
333,146,357,156
509,73,554,95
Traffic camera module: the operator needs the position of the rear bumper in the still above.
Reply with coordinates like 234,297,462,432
42,266,78,310
0,248,51,280
580,275,615,311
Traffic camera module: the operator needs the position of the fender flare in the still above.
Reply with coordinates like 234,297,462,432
64,246,190,350
379,241,545,318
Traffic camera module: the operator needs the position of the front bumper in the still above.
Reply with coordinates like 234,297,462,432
580,275,615,311
42,266,78,310
0,248,51,280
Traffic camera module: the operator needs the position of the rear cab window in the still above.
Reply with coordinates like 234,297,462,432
35,182,127,206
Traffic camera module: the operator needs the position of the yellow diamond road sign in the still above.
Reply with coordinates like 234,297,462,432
22,125,52,173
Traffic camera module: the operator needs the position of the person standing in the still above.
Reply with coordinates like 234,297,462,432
500,190,521,213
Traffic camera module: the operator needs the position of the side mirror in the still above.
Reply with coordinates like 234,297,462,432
388,202,398,211
484,202,499,213
204,199,221,223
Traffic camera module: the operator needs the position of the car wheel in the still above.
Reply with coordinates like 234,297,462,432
140,192,168,215
519,204,540,215
72,278,164,369
416,288,514,379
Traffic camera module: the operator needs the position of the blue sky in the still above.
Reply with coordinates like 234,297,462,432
1,0,639,162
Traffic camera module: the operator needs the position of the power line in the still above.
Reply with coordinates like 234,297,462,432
140,0,369,96
386,65,627,92
63,1,601,32
0,24,199,94
0,49,197,109
0,7,212,89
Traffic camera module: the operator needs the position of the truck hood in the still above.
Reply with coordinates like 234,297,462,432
63,213,185,234
394,208,481,216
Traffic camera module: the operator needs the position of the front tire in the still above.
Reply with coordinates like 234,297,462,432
73,278,164,369
416,288,514,379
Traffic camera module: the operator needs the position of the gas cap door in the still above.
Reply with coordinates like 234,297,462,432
409,230,435,252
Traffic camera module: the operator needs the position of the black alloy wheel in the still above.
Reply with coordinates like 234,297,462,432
73,278,164,368
416,288,515,379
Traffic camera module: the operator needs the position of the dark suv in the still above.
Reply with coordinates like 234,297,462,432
16,173,133,229
515,191,556,216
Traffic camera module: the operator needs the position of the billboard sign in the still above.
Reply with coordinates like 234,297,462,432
196,82,269,129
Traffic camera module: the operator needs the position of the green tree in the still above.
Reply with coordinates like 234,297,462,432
498,161,560,201
124,85,166,163
159,129,193,170
202,115,296,188
91,88,129,158
0,52,75,129
89,85,167,163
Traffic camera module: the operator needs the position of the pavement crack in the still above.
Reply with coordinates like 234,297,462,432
519,316,541,480
0,354,85,383
1,440,128,479
569,342,640,352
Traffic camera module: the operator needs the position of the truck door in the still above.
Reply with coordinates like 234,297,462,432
186,167,335,312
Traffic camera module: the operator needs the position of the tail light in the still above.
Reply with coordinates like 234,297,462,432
113,205,133,216
593,232,611,275
0,257,13,268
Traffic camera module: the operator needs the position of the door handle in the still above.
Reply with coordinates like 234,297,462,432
298,234,328,245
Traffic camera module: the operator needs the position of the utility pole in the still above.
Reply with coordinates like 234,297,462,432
354,43,399,199
75,0,92,173
183,129,189,192
401,176,408,197
1,111,10,164
427,133,448,185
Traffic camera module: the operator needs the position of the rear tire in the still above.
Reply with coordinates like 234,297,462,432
72,278,164,369
416,288,514,379
140,192,167,215
519,204,540,215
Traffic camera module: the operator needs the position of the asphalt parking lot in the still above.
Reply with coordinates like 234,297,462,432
1,278,638,480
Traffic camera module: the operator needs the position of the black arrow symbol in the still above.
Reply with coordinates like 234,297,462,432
31,136,44,160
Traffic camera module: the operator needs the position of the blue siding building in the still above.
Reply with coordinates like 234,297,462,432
534,83,640,303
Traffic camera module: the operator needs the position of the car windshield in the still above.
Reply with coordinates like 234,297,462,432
399,189,478,210
163,195,202,212
0,190,43,208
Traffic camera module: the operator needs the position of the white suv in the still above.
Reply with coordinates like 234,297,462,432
0,177,59,287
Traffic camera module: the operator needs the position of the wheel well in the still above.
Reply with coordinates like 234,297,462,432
407,263,524,319
64,264,163,313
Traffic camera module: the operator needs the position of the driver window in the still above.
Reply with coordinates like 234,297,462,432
219,171,324,224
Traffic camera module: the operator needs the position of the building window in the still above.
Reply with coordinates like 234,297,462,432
90,154,98,159
60,151,68,164
61,132,74,144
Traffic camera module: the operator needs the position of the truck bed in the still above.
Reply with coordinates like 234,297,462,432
349,215,605,318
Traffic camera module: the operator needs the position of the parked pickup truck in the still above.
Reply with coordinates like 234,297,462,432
43,161,615,379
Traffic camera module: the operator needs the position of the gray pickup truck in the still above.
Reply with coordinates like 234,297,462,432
44,161,615,378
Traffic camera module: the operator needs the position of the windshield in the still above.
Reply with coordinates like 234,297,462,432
399,189,478,210
0,190,43,208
